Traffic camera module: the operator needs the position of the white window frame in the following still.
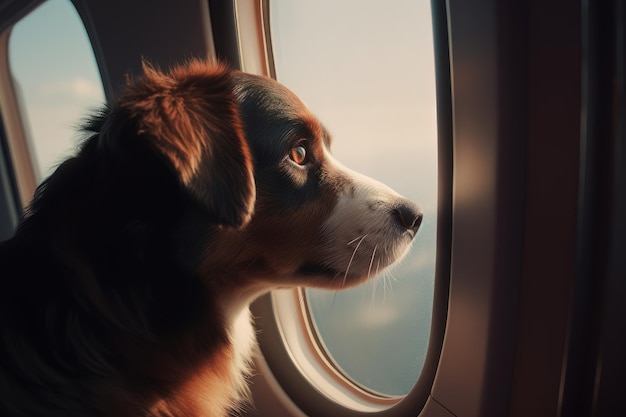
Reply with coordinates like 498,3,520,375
272,289,401,411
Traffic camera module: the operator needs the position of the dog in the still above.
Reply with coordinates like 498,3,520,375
0,60,422,417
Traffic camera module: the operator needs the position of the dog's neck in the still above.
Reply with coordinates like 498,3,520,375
219,289,260,397
150,289,261,417
223,301,257,410
207,285,270,415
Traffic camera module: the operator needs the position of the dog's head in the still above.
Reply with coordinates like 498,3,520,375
107,60,422,291
195,65,422,290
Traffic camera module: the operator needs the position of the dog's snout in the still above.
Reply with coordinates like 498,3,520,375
393,203,423,236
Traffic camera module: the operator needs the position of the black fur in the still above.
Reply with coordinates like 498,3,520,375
0,61,254,417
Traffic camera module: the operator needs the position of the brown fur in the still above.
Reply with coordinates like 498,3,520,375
117,60,255,228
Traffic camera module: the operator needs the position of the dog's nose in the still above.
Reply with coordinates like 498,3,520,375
393,203,423,236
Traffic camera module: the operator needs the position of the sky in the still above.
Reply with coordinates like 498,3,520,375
9,0,104,179
8,0,438,397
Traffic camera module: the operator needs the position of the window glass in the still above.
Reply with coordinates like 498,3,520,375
270,0,437,396
9,0,105,181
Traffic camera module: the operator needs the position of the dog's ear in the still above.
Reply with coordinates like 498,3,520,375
117,60,255,228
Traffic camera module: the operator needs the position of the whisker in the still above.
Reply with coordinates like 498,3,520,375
367,244,378,280
347,235,365,246
342,234,368,288
383,274,393,302
387,269,400,284
381,274,387,304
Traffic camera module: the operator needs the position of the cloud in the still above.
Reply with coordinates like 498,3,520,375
39,77,104,101
354,303,402,328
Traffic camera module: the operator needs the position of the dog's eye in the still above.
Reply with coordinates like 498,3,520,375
289,145,308,165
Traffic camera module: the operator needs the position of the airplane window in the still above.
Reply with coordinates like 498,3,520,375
8,0,104,183
270,0,438,397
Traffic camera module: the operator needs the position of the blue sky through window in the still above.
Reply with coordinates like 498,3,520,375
9,0,104,180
